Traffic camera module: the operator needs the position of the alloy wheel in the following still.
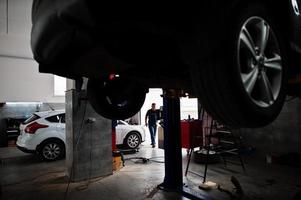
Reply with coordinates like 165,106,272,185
238,16,282,107
127,134,139,149
42,143,61,160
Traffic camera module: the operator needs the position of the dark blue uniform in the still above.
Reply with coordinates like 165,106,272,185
146,109,159,146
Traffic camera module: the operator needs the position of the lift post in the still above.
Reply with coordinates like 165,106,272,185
161,89,183,189
159,89,210,200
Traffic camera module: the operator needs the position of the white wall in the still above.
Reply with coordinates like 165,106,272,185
0,56,65,103
140,88,164,125
140,89,199,123
140,89,198,145
0,0,64,103
140,88,163,144
0,0,32,58
180,97,198,120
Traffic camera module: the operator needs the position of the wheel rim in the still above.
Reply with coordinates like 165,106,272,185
42,143,61,160
238,16,282,107
127,134,139,148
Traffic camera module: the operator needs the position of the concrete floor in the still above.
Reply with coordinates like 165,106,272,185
1,145,301,200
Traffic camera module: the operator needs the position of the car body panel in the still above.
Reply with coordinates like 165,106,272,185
31,0,301,90
28,1,301,127
17,111,146,153
115,120,147,145
17,110,65,151
31,1,230,81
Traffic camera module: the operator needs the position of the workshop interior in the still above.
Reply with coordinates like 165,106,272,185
1,0,301,200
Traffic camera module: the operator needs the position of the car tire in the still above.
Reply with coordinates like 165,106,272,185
191,3,287,128
124,132,141,149
38,139,65,161
87,78,147,120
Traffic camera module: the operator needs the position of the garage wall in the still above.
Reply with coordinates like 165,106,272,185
140,89,199,124
0,0,65,103
0,102,65,119
141,89,164,125
0,0,32,58
0,56,65,103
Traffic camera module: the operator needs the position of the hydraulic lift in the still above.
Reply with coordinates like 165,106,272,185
158,89,211,200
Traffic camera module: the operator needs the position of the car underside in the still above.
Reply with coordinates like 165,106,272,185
31,0,301,128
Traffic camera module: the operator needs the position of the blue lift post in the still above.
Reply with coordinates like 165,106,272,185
161,89,183,189
158,89,210,200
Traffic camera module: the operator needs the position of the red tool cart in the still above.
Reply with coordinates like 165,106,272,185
181,120,203,149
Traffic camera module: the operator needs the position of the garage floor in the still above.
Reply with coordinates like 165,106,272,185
1,145,301,200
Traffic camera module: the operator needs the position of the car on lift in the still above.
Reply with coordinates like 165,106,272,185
31,1,301,128
16,110,146,161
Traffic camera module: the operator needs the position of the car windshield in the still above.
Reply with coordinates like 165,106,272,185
22,114,40,125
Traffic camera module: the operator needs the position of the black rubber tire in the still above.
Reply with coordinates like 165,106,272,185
0,119,8,147
38,139,65,161
191,3,287,128
87,78,147,120
123,132,141,149
193,150,221,164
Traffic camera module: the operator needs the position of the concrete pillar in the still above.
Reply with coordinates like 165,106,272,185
65,89,112,182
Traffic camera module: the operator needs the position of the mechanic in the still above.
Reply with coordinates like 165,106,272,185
145,103,159,148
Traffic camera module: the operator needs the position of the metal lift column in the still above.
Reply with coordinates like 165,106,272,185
159,89,210,200
161,89,183,189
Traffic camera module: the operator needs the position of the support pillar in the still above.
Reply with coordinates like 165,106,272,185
159,89,210,200
65,89,112,182
161,89,183,189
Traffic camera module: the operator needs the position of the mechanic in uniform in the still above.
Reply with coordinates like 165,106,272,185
145,103,160,148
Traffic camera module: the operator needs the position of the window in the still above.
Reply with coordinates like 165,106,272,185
46,115,60,123
117,120,126,125
54,75,66,96
59,114,65,123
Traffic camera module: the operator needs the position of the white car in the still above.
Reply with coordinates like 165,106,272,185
17,110,146,161
115,120,146,149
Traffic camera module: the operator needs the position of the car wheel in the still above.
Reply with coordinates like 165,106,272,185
39,139,65,161
191,3,287,128
124,132,141,149
87,77,147,120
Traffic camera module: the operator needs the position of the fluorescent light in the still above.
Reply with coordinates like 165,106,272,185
6,102,43,105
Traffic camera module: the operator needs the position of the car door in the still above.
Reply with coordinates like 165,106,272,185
44,114,64,140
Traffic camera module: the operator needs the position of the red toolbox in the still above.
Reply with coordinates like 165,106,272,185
181,120,203,149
